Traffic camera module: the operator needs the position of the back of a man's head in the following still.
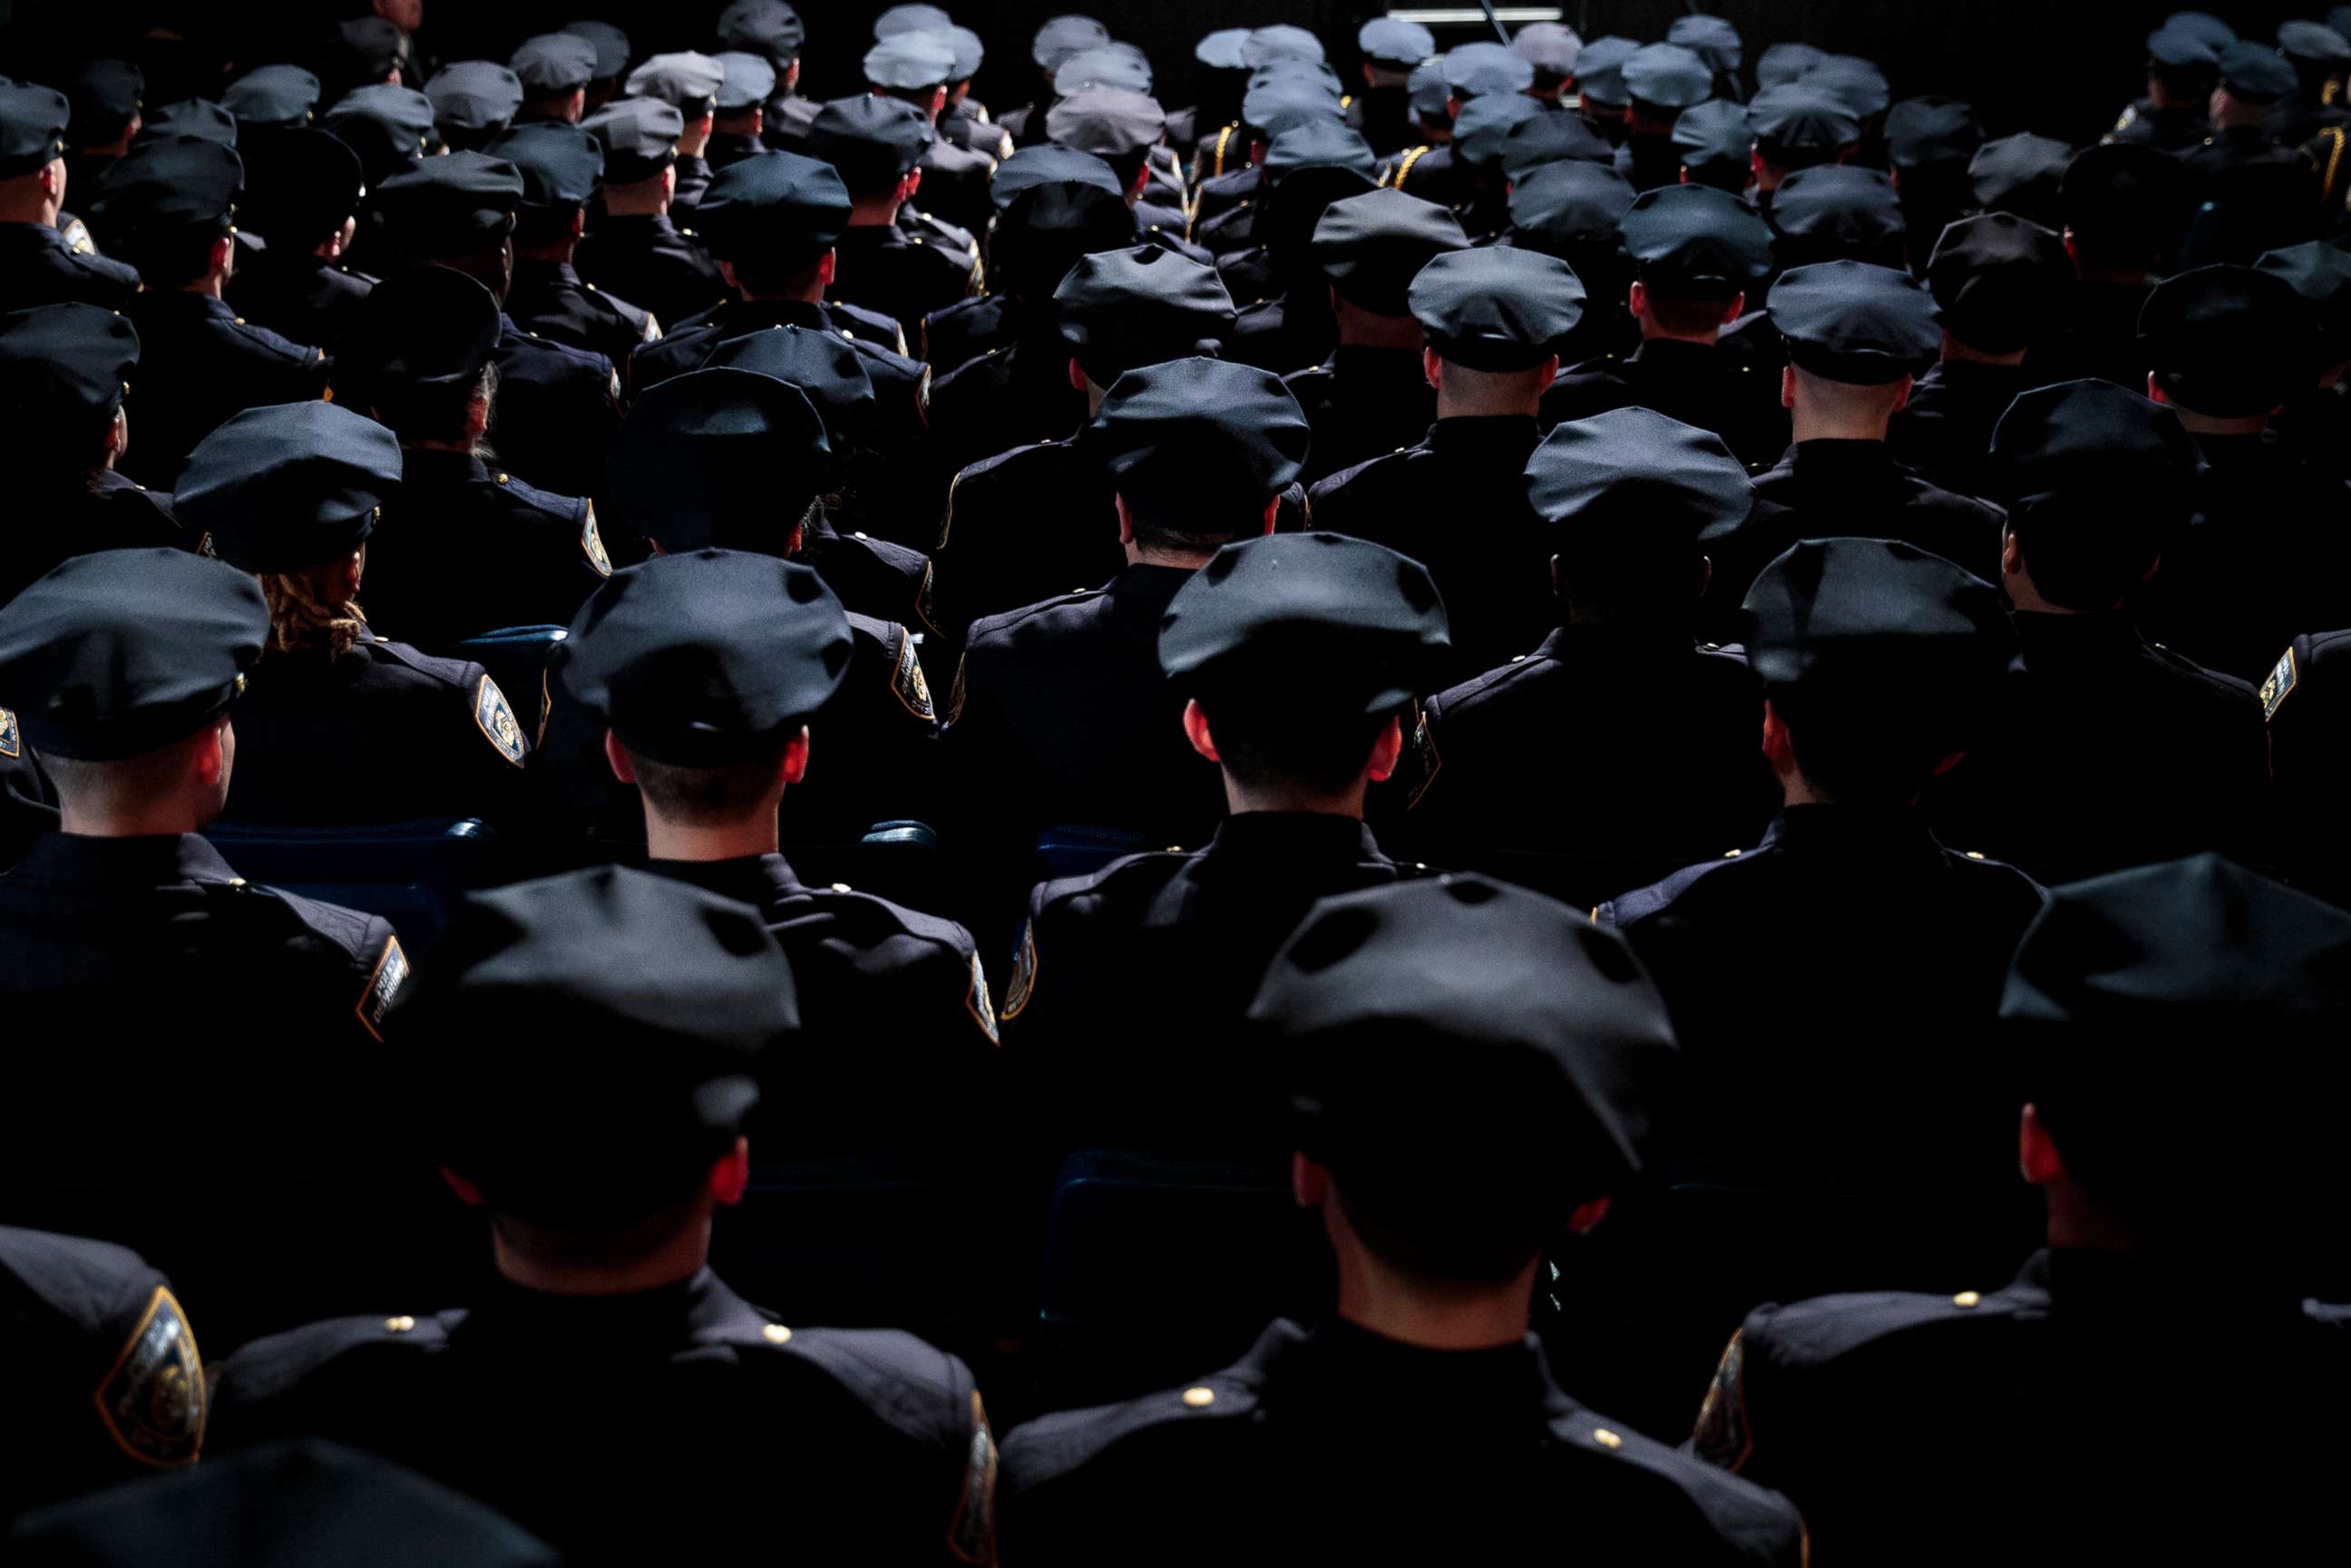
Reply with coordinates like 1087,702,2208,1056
1987,379,2206,610
1527,408,1753,622
1089,357,1309,550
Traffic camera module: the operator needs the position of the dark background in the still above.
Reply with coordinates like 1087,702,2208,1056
0,2,2335,146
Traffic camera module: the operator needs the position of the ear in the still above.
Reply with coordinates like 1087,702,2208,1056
1422,346,1444,389
1068,355,1088,394
1627,278,1647,319
1761,698,1799,773
782,726,811,786
1536,353,1559,395
1551,553,1565,600
1928,749,1966,778
464,390,492,444
1127,161,1151,203
210,233,236,278
1183,698,1221,764
902,164,924,200
817,248,838,287
603,728,637,784
930,84,949,118
570,207,588,240
2019,1104,2066,1186
1259,496,1280,536
2141,550,2162,585
1780,363,1798,410
106,407,128,459
1114,493,1138,545
1566,1195,1611,1235
717,257,740,292
191,717,229,791
660,161,678,200
1750,146,1765,179
2146,375,2168,404
709,1136,752,1206
1722,291,1746,326
1291,1151,1330,1210
440,1165,486,1206
1365,713,1404,784
40,160,64,199
2000,525,2024,582
1694,553,1712,599
1889,373,1914,414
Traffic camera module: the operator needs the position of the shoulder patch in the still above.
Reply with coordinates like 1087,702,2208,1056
946,655,967,728
474,675,531,766
965,950,999,1046
949,1390,997,1563
934,469,965,553
0,706,17,759
890,626,935,721
356,935,409,1042
1002,921,1037,1021
1406,701,1440,810
582,502,613,577
1693,1328,1754,1474
2262,647,2298,722
61,217,95,255
93,1287,204,1468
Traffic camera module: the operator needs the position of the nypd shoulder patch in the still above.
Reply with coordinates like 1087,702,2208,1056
474,676,531,766
93,1287,204,1468
945,655,968,729
2261,648,2298,722
891,628,935,722
582,503,614,577
0,706,18,759
965,951,999,1046
356,936,409,1042
948,1391,997,1563
1002,922,1037,1021
1406,703,1440,810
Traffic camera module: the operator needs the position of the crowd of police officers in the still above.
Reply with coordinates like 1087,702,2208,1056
0,2,2348,1563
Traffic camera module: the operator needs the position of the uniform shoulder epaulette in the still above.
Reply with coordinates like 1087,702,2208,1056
219,1310,451,1409
490,467,590,523
224,314,323,365
1003,1366,1262,1484
1596,850,1755,928
1551,1395,1805,1553
963,583,1104,644
721,1320,980,1444
1743,1281,2040,1375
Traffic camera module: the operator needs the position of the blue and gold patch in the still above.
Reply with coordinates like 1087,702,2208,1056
1693,1328,1753,1475
474,676,530,767
356,936,409,1042
1002,922,1037,1020
891,627,935,722
94,1287,204,1468
582,503,613,577
965,951,999,1045
1405,702,1440,809
2262,647,2299,722
0,706,17,760
61,217,95,256
948,1391,997,1564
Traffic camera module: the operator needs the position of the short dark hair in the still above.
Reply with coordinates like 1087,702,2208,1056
1773,687,1955,805
1116,491,1266,554
729,249,828,297
1197,693,1396,795
1636,275,1736,335
626,742,791,826
115,228,221,289
512,203,582,248
2006,499,2165,612
369,362,498,449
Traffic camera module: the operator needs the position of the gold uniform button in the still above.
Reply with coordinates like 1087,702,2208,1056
1593,1427,1624,1449
1953,1291,1982,1309
762,1323,793,1345
830,881,853,893
495,472,511,485
233,317,245,325
1722,848,1742,858
1181,1387,1215,1408
225,877,247,888
385,1315,416,1333
1964,851,1986,861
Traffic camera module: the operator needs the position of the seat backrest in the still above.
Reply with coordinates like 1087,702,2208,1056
1034,823,1154,883
443,626,571,732
201,818,496,949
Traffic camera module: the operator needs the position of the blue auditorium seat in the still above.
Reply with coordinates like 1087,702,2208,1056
1034,823,1155,882
202,817,498,950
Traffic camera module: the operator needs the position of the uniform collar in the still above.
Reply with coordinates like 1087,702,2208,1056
1329,343,1429,384
722,297,830,335
643,852,804,905
130,290,236,323
1259,1318,1564,1432
515,257,585,287
463,1266,750,1347
1425,414,1542,455
1765,803,1947,862
1204,811,1384,868
7,831,239,889
1629,336,1723,368
836,222,911,250
2010,609,2144,653
1108,561,1196,627
396,447,493,483
0,220,70,253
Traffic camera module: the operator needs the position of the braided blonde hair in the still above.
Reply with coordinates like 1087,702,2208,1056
259,559,366,662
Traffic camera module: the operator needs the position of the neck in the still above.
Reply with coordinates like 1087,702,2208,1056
58,800,204,838
1790,403,1890,443
402,437,477,454
1333,309,1424,351
1943,334,2026,367
715,113,761,140
490,1217,712,1297
1125,541,1216,570
2214,104,2267,131
1434,390,1536,421
2005,566,2092,616
180,273,227,301
1334,1244,1536,1351
1223,776,1367,819
603,184,669,217
1638,311,1720,346
677,122,713,157
2173,405,2271,436
514,238,576,266
848,195,902,226
1754,161,1791,192
2043,1182,2155,1259
741,281,824,306
1777,766,1830,809
640,803,781,863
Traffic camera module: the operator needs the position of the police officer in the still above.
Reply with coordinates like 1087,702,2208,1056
1285,188,1468,485
924,147,1131,375
172,401,532,833
1189,78,1341,240
55,59,141,257
920,245,1240,648
368,149,621,501
576,96,729,334
229,127,376,352
85,136,327,490
2109,22,2219,151
1514,19,1585,102
2181,41,2320,264
2265,625,2351,902
1403,409,1776,896
621,52,726,215
919,177,1137,473
207,865,999,1568
2136,264,2351,680
1888,212,2076,499
0,1229,202,1523
566,21,630,117
596,367,938,842
1886,95,1985,270
1377,62,1459,205
1000,531,1450,1174
1618,43,1715,192
1709,261,2007,619
627,151,925,435
319,84,436,192
1312,246,1583,677
1600,538,2043,1203
1924,380,2266,880
222,63,323,143
1409,90,1519,241
707,50,778,170
2259,239,2351,480
865,29,996,237
557,549,993,1172
1351,16,1437,157
941,358,1309,917
710,0,812,151
1745,87,1861,215
0,304,194,606
493,122,658,362
1000,875,1809,1567
330,266,609,648
1675,100,1760,194
0,549,413,1321
1572,36,1639,146
1543,184,1788,470
508,32,598,126
2032,142,2190,390
1498,161,1640,372
1215,122,1380,374
1045,85,1185,242
996,14,1113,150
1692,855,2351,1566
424,61,524,151
1765,163,1907,272
809,95,977,345
1969,131,2073,232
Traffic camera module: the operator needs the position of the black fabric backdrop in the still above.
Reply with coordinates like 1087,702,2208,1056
0,3,2335,155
